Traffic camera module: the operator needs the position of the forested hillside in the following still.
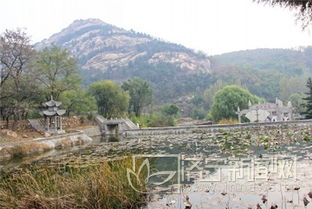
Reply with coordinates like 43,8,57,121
36,18,212,104
210,47,312,102
36,19,312,117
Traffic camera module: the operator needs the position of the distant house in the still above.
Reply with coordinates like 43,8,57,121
237,98,293,123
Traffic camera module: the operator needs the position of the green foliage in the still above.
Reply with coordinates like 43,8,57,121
82,58,214,104
212,66,282,101
204,80,226,108
161,104,179,116
130,113,175,127
31,46,80,99
89,80,129,118
303,135,310,142
130,103,178,127
302,77,312,119
279,76,307,101
59,90,97,116
210,85,261,122
213,48,309,76
122,77,152,116
289,93,306,114
192,108,207,120
259,136,271,143
211,48,312,103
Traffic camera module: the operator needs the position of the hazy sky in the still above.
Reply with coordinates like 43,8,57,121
0,0,311,55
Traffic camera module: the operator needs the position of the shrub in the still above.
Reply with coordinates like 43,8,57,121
192,108,207,120
129,113,175,127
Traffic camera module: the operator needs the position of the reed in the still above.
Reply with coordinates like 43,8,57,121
0,158,147,209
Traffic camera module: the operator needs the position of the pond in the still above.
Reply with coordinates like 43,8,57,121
1,128,312,209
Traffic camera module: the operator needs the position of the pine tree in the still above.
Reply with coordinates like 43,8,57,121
303,78,312,119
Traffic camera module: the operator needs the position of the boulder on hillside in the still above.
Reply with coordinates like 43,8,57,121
0,129,18,138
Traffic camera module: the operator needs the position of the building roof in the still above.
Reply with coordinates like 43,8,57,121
40,96,66,116
42,109,66,116
42,96,62,107
42,100,62,107
238,98,292,115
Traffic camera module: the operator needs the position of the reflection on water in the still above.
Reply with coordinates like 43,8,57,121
141,141,312,209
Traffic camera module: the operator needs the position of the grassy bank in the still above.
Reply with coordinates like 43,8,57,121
0,158,146,209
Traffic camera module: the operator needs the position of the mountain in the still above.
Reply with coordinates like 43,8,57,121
212,48,312,76
36,19,213,103
210,47,312,102
36,18,312,114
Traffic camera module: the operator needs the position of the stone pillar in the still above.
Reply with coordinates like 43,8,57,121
59,117,63,131
55,116,58,130
46,117,49,131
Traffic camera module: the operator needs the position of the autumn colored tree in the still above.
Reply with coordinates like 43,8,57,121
0,29,37,129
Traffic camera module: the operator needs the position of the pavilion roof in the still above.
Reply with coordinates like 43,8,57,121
41,109,66,116
42,100,62,107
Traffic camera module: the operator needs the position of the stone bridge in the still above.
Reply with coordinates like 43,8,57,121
95,115,139,137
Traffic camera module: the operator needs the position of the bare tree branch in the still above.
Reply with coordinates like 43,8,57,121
254,0,312,29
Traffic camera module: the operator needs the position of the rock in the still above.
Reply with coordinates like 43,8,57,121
184,196,192,209
22,134,28,138
261,195,267,204
1,129,18,138
304,197,310,206
44,133,51,137
0,147,12,160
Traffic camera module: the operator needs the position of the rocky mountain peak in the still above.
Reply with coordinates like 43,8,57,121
36,19,212,102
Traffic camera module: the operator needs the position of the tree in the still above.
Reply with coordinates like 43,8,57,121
161,104,179,116
31,46,80,100
0,29,37,129
89,80,129,118
302,77,312,119
122,77,152,116
255,0,312,28
59,90,97,116
279,76,306,101
192,108,206,120
191,88,205,107
210,85,261,122
289,93,306,114
204,80,226,108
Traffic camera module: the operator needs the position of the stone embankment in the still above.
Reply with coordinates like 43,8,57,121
118,120,312,155
124,120,312,140
0,127,101,161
